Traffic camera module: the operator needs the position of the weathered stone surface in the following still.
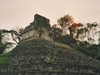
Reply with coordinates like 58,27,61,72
23,14,50,33
0,38,100,75
21,14,51,40
34,14,50,28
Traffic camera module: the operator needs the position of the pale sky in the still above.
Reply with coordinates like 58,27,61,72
0,0,100,30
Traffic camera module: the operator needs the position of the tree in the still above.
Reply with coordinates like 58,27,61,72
2,29,22,44
49,25,63,41
0,28,23,54
57,14,75,35
56,14,100,60
0,30,4,53
91,22,97,43
76,28,84,41
0,30,13,54
69,23,83,38
58,14,83,38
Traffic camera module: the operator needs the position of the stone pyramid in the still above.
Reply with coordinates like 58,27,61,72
0,38,100,75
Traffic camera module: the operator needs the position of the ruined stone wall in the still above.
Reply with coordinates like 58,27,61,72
22,29,38,40
34,14,50,28
21,14,51,41
38,27,50,40
22,28,50,41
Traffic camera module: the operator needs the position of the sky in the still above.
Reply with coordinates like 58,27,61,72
0,0,100,30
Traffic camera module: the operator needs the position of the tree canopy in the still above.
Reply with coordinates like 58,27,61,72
0,28,23,54
53,14,100,60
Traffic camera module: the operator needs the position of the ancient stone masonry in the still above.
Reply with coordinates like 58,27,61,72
21,14,51,40
34,14,50,28
0,39,100,75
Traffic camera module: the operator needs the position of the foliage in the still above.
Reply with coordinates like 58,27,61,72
75,44,99,59
49,27,63,40
0,29,18,54
2,29,21,44
57,14,74,28
55,35,77,47
0,52,10,63
0,42,5,54
52,14,100,60
57,14,75,35
0,30,4,54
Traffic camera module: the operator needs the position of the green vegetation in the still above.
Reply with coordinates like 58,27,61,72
0,29,22,54
50,14,100,60
0,52,10,63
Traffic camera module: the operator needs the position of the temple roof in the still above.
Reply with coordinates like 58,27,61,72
22,14,51,34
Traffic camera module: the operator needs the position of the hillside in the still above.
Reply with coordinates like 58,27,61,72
0,38,100,75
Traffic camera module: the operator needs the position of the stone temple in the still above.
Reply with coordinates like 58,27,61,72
21,14,51,41
0,14,100,75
